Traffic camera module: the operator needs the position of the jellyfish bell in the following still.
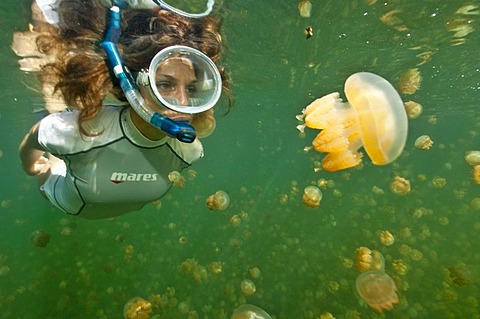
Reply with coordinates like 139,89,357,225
230,304,272,319
30,229,51,247
303,72,408,172
356,270,399,313
302,185,323,208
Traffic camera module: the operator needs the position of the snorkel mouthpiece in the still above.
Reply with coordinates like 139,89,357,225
151,114,196,143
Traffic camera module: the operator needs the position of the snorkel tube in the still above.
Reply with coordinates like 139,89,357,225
101,0,196,143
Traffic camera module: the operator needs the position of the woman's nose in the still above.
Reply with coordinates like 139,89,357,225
176,88,189,106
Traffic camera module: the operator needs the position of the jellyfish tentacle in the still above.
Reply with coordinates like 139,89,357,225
321,149,363,172
312,119,362,153
304,92,345,129
312,125,349,152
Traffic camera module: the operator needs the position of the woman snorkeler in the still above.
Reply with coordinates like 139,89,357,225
18,0,232,219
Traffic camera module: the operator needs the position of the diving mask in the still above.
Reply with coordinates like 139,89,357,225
136,45,222,115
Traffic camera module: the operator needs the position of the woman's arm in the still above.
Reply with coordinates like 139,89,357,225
19,121,48,175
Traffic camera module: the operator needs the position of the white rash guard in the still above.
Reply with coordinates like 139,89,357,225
38,106,203,219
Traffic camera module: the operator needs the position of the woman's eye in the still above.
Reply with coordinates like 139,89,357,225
186,85,197,95
157,82,174,91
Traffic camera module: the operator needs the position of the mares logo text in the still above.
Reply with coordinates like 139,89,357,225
110,172,158,184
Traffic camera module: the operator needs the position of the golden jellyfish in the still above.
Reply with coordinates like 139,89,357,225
390,176,411,195
392,259,408,275
230,304,272,319
404,101,423,119
192,109,216,138
209,261,223,274
356,270,399,313
302,72,408,172
472,165,480,184
249,267,261,279
448,264,473,286
29,230,51,247
168,171,186,188
355,247,385,272
379,230,395,246
302,185,323,208
206,190,230,211
240,279,256,297
123,297,152,319
465,150,480,166
397,68,421,95
298,0,312,18
414,135,433,150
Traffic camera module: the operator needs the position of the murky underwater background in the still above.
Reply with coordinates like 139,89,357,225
1,0,480,318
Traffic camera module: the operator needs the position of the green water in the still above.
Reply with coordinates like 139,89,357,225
1,0,480,318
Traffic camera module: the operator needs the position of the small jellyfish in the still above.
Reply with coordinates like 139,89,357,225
302,72,408,171
249,267,261,279
472,165,480,184
392,259,408,275
192,109,216,138
414,135,433,150
390,176,411,195
465,150,480,166
168,171,186,188
404,101,423,119
356,270,399,313
230,304,272,319
123,297,152,319
206,190,230,211
302,185,323,208
29,230,51,247
240,279,256,297
298,0,312,18
379,230,395,246
209,261,223,274
355,247,385,272
448,263,473,286
397,68,422,95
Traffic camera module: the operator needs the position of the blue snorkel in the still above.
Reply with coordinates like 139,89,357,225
101,0,196,143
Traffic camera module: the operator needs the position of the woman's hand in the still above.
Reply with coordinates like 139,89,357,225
19,122,48,175
32,155,51,175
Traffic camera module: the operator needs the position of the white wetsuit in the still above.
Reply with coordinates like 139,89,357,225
38,106,203,219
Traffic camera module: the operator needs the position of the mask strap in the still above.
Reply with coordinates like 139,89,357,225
152,0,215,18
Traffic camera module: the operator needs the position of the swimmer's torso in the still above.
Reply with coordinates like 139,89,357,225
38,106,203,218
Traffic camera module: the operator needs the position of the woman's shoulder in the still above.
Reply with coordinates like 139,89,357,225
37,106,125,154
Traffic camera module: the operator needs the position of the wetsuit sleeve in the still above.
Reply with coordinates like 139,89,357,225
37,111,82,155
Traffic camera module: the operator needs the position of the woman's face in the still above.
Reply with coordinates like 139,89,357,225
139,56,198,122
155,57,198,107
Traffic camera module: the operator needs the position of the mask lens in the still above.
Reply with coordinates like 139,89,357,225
148,46,221,114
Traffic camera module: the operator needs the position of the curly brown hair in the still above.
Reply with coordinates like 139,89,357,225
37,0,231,136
